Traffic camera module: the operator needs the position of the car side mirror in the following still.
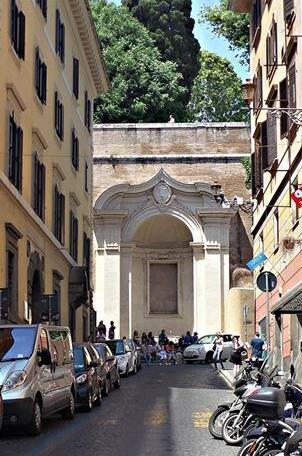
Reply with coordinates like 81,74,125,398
39,348,52,366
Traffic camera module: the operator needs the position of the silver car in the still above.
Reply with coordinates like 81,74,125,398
0,324,76,435
183,334,233,363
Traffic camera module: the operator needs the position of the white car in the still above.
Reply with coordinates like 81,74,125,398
105,339,137,377
183,334,233,363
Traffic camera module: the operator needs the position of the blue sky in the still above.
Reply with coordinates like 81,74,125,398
111,0,248,80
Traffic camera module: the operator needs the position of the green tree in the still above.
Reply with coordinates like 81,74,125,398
122,0,200,109
188,50,247,122
200,0,249,65
90,1,185,123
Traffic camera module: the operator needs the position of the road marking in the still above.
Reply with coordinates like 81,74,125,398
192,410,212,428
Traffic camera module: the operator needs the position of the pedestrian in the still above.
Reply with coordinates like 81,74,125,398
141,341,152,366
158,329,169,346
148,331,155,346
166,341,177,364
192,332,199,344
183,331,192,347
133,330,140,347
141,332,148,345
250,332,266,359
96,330,106,342
231,334,244,375
97,320,106,337
212,331,225,371
158,345,168,365
108,321,115,340
178,335,184,351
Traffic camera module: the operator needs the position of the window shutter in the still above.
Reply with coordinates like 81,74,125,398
87,100,91,131
60,23,65,62
84,91,88,126
18,11,25,59
55,10,60,53
54,91,58,132
41,163,45,220
73,58,79,99
266,113,277,169
60,103,64,139
41,62,47,104
10,0,17,45
17,127,23,192
42,0,47,19
288,65,296,108
35,48,39,93
284,0,294,21
273,21,278,64
261,121,268,170
280,78,288,136
251,153,257,196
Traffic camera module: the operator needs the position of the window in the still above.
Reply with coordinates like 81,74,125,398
73,58,79,99
266,20,277,78
85,161,88,192
252,0,261,39
253,64,263,111
6,224,21,318
35,47,47,104
279,78,288,136
83,233,91,277
264,110,277,169
37,0,47,19
71,129,79,170
69,211,78,262
252,122,266,196
55,9,65,63
273,209,279,250
84,91,91,131
10,0,25,59
54,185,65,244
54,91,64,140
284,0,295,23
8,115,23,192
33,154,45,220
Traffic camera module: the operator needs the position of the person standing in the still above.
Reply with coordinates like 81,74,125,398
192,332,199,344
183,331,192,348
108,321,116,340
212,332,225,371
250,332,266,359
97,320,106,337
231,334,244,375
159,329,168,346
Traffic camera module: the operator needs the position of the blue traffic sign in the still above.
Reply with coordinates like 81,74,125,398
247,252,267,271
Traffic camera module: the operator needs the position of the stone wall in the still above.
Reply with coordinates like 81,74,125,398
93,123,252,285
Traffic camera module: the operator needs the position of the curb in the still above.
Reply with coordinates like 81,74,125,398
218,369,234,389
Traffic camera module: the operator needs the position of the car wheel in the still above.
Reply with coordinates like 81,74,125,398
103,377,110,397
95,384,102,407
62,391,75,420
114,373,121,389
27,399,42,436
83,390,93,412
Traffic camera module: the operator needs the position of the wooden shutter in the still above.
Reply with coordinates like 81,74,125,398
261,121,268,170
60,23,65,62
42,0,47,19
17,127,23,192
18,10,25,59
60,103,64,139
280,78,288,136
284,0,294,21
266,113,277,168
41,163,45,220
10,0,17,45
41,62,47,104
73,58,79,99
251,153,257,196
54,91,58,133
84,91,88,126
55,10,60,53
288,65,296,108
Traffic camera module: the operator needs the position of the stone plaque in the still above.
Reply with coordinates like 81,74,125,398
149,263,178,314
152,182,172,205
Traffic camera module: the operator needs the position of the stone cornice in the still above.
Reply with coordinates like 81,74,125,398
69,0,110,94
94,122,249,130
93,154,250,165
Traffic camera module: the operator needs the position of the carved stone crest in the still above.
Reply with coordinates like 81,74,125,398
152,182,172,206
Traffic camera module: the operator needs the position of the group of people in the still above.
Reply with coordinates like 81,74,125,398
96,320,116,341
134,329,183,366
211,331,267,374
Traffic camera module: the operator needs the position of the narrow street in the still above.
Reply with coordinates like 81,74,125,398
0,364,237,456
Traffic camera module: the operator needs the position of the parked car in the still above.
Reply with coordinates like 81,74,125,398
73,342,107,412
105,339,137,377
94,343,121,390
127,339,142,370
0,324,75,435
183,334,233,363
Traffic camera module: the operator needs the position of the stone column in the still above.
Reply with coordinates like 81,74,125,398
93,211,128,338
190,242,205,334
120,243,135,338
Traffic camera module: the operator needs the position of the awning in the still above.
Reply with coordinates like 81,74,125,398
271,282,302,314
69,266,89,310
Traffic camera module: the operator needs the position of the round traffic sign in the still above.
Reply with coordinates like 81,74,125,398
256,271,277,292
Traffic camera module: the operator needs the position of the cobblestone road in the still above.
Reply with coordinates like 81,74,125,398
0,363,238,456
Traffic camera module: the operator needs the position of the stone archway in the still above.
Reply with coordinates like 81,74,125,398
94,169,234,338
27,252,43,323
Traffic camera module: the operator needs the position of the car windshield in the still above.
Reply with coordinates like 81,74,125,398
106,340,124,356
0,327,37,361
73,347,86,373
94,344,104,357
197,335,215,345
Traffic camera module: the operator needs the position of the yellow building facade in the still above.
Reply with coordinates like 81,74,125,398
0,0,109,341
230,0,302,366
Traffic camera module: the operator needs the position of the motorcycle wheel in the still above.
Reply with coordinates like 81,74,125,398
208,406,230,440
222,412,244,445
237,441,256,456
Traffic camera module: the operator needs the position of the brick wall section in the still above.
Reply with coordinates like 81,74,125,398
93,123,252,282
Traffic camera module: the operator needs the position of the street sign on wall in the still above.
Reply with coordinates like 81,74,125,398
247,252,267,271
